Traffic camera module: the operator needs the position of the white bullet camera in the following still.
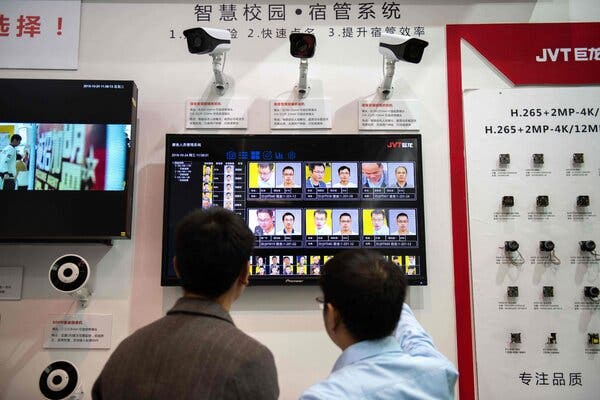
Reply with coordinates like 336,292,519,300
49,254,92,308
289,33,317,99
183,27,231,95
39,360,83,400
377,33,429,99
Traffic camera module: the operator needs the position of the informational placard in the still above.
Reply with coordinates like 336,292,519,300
43,314,112,349
270,99,332,129
0,1,81,69
358,99,420,130
0,267,23,300
464,87,600,399
185,98,249,129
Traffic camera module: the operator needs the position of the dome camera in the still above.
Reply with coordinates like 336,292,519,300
49,254,92,308
39,360,83,400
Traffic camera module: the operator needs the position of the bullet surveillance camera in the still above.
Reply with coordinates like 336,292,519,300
183,27,231,55
378,33,429,63
377,34,429,99
183,27,231,95
289,33,316,98
290,33,316,59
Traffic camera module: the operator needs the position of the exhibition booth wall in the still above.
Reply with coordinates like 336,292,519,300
1,1,598,398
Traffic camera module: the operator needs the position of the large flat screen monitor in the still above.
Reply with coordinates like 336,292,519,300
0,79,137,241
162,134,426,285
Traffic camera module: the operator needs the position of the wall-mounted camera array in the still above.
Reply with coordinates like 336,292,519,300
182,27,428,98
464,87,600,397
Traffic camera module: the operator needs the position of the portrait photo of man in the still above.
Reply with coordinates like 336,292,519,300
269,255,280,274
388,163,414,188
333,211,358,235
361,162,387,188
331,164,357,188
251,208,276,235
256,162,275,188
276,163,301,188
276,210,301,235
305,162,329,188
363,209,389,235
389,209,417,235
308,209,332,235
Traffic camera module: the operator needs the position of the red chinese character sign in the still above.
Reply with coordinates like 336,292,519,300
0,0,80,69
447,23,600,400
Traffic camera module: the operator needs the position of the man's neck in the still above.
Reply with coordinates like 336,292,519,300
183,290,235,312
310,179,320,185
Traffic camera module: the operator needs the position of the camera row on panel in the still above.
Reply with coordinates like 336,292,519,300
183,27,428,98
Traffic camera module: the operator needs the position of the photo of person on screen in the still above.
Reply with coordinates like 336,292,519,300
310,256,321,275
257,162,275,188
269,256,280,275
370,209,389,235
276,212,298,235
297,256,307,275
0,134,21,191
282,256,293,275
334,212,358,235
389,164,414,188
254,209,275,235
306,162,328,188
313,209,332,235
361,162,387,188
391,212,415,235
277,165,300,188
332,165,357,188
201,196,212,209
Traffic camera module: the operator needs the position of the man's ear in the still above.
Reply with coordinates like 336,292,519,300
173,256,180,279
240,261,250,286
325,303,342,332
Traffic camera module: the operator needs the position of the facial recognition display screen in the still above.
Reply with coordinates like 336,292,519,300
162,134,426,286
0,79,137,241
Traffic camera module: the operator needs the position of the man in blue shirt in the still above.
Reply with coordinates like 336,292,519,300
300,249,457,400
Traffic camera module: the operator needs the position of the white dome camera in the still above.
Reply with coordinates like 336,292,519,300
377,33,429,99
39,360,83,400
183,27,231,95
49,254,92,308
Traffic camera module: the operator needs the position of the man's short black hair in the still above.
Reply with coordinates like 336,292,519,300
282,212,295,221
339,212,351,220
320,249,406,341
11,134,22,143
175,208,254,298
309,162,325,171
396,212,409,220
337,165,350,174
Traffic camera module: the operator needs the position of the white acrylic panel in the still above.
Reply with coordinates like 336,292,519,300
465,87,600,399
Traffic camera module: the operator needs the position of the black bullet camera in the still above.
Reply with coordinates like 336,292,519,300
289,33,316,59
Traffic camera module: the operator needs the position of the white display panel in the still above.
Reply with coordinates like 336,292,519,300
465,87,600,398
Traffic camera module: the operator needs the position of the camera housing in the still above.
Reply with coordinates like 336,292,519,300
379,34,429,63
289,33,316,59
39,360,82,400
183,27,231,55
49,254,92,308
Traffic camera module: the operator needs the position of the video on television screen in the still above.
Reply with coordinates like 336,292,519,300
0,79,137,241
0,123,130,191
162,134,426,285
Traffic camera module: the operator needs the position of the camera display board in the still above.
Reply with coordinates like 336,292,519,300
162,134,426,286
464,87,600,399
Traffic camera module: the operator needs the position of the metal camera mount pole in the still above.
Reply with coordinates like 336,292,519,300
379,57,397,99
211,53,228,96
297,58,310,98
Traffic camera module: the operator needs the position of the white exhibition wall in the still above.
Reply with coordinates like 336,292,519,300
1,1,599,399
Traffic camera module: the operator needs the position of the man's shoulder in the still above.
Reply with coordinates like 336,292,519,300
301,351,456,400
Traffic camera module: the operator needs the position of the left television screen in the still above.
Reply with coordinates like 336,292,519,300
0,79,137,241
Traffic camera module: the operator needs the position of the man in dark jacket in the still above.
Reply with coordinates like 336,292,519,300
92,208,279,400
